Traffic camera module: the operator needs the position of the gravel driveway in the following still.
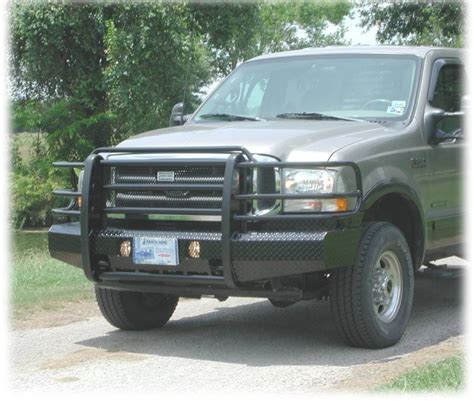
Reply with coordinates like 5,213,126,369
10,258,464,393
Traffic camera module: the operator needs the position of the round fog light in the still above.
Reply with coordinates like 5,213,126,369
188,241,201,258
120,240,131,257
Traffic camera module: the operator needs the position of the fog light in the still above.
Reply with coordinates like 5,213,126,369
188,241,201,258
120,240,131,257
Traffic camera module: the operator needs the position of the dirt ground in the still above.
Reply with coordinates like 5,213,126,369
9,259,464,392
11,300,100,331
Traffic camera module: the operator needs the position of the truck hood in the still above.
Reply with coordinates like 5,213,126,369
117,119,385,161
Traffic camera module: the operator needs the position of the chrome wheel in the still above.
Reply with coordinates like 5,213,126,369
372,250,403,323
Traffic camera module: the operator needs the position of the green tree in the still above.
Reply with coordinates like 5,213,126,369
192,1,351,76
256,0,350,52
10,2,113,161
359,0,464,47
103,2,210,138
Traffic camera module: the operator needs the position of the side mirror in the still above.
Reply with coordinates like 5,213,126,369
426,108,464,145
169,102,191,127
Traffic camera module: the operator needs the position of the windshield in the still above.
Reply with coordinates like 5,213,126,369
193,55,420,122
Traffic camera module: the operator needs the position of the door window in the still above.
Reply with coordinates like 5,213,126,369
431,62,465,134
431,63,465,112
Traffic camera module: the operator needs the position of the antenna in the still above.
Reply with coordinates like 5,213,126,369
180,11,196,125
181,55,192,125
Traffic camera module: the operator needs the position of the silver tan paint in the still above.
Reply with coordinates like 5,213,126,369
117,46,465,254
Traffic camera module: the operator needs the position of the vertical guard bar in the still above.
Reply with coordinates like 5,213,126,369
221,153,240,288
80,153,102,281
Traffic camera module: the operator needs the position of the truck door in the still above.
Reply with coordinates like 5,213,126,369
425,59,465,250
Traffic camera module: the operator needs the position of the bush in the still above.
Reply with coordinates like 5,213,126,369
10,132,69,228
11,168,66,229
10,98,113,229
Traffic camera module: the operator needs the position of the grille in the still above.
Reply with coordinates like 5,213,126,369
106,165,226,211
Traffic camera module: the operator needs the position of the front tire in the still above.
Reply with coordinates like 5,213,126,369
330,222,414,348
95,287,179,330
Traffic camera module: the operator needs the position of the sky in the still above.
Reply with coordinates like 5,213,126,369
323,7,378,46
343,10,378,45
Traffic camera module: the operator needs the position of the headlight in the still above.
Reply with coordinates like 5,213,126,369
284,169,336,194
283,168,349,213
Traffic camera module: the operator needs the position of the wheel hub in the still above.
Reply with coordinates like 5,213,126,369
372,250,403,323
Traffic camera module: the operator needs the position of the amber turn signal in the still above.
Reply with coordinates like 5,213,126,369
76,196,82,207
335,198,348,212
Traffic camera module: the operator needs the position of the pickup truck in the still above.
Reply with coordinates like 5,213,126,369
49,46,465,349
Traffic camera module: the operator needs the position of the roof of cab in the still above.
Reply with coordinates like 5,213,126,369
247,45,463,62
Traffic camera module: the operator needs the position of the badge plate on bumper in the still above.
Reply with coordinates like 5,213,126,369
132,237,179,266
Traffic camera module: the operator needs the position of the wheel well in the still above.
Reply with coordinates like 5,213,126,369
363,193,424,268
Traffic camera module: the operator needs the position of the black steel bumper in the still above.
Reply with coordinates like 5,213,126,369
49,146,363,297
49,222,361,281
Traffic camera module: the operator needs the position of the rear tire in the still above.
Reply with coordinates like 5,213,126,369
95,287,179,330
330,222,414,348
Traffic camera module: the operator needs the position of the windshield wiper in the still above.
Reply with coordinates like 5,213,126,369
199,113,263,122
276,112,362,122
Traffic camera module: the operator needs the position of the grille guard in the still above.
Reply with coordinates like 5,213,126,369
52,146,363,289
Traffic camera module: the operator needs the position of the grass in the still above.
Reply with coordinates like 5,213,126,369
379,355,464,392
10,231,93,318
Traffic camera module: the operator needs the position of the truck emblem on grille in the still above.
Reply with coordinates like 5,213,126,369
157,171,175,182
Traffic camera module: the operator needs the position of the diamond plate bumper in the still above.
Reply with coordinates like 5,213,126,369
48,222,361,283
